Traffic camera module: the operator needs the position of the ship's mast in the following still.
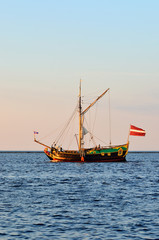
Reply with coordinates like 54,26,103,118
79,80,82,152
79,83,110,156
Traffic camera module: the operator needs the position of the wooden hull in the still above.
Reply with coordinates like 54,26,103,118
44,143,129,162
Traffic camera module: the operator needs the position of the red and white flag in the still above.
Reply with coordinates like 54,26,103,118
129,125,146,136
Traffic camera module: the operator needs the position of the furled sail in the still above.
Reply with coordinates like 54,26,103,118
83,126,88,136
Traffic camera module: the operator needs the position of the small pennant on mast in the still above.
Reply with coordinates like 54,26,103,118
34,131,39,134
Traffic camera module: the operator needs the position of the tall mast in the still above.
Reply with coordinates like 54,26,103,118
79,80,82,151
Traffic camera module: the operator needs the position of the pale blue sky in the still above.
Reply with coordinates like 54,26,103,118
0,0,159,150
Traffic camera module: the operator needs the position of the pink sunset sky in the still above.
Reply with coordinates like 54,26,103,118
1,0,159,151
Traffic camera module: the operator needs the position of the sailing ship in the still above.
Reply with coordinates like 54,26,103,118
34,81,129,162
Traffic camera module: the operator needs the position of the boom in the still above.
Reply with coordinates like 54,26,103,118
34,138,51,149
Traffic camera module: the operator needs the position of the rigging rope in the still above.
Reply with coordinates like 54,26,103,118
91,133,107,145
38,122,65,141
58,108,78,148
55,104,78,146
84,117,97,147
92,102,98,135
109,90,112,146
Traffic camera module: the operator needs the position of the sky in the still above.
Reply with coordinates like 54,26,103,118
0,0,159,151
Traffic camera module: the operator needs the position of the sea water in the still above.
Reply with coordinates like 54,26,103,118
0,152,159,239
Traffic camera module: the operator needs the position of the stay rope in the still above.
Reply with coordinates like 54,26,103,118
57,108,78,148
55,104,78,145
108,90,112,145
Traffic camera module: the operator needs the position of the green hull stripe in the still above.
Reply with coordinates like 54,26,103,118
87,146,127,154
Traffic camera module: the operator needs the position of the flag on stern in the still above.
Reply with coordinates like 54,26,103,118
129,125,146,136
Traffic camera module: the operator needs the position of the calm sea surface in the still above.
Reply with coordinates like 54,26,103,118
0,152,159,240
